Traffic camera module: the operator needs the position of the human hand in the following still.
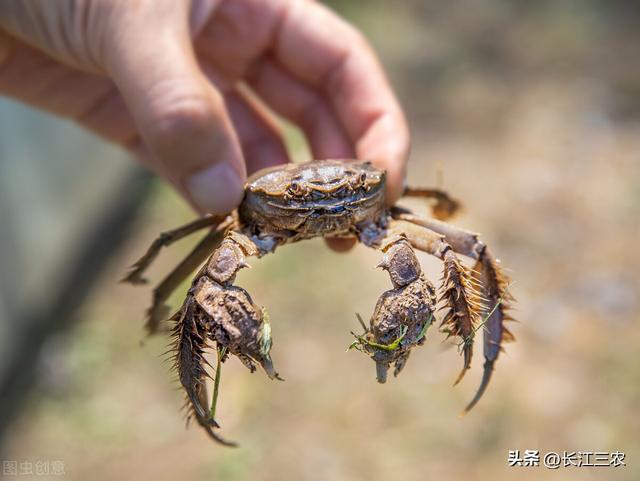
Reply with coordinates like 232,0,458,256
0,0,409,217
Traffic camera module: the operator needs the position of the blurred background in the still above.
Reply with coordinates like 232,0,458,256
1,1,639,480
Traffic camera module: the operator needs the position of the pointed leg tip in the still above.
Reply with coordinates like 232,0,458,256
201,413,238,446
460,398,479,416
452,367,466,386
460,359,495,415
144,323,169,337
452,361,471,386
205,427,238,447
143,322,157,336
120,273,148,285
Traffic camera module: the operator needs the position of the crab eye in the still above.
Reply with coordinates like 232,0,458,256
359,173,367,184
288,181,304,196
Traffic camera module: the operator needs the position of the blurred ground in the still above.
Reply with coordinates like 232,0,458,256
3,1,640,480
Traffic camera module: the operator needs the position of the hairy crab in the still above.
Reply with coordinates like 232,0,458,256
123,159,515,445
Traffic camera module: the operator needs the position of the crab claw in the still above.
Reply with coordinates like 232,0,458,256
193,276,282,381
350,239,436,383
259,354,284,381
374,357,390,384
172,276,284,445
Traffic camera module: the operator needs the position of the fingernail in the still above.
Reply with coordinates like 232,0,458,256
185,163,244,214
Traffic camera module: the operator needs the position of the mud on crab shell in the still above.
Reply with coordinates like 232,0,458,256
123,159,515,445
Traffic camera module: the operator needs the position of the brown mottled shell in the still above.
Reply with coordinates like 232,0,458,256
239,160,386,237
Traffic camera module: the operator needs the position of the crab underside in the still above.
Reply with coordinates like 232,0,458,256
123,160,515,446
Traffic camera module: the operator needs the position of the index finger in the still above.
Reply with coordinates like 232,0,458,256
272,0,410,203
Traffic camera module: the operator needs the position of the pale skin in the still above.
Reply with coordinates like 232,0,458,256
0,0,410,251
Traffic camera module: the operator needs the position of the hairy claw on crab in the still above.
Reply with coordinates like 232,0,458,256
351,237,437,384
170,268,281,444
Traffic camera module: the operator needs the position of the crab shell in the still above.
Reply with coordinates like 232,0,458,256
239,160,387,237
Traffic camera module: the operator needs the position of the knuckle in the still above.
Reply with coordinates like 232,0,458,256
216,0,267,40
145,82,224,145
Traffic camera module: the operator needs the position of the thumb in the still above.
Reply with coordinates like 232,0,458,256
104,2,245,214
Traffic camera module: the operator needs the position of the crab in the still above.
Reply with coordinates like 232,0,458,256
123,159,515,445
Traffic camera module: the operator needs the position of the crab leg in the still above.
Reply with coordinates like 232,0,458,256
122,214,228,284
170,296,236,446
387,220,484,386
145,226,227,334
391,210,515,413
402,187,461,221
171,230,282,445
